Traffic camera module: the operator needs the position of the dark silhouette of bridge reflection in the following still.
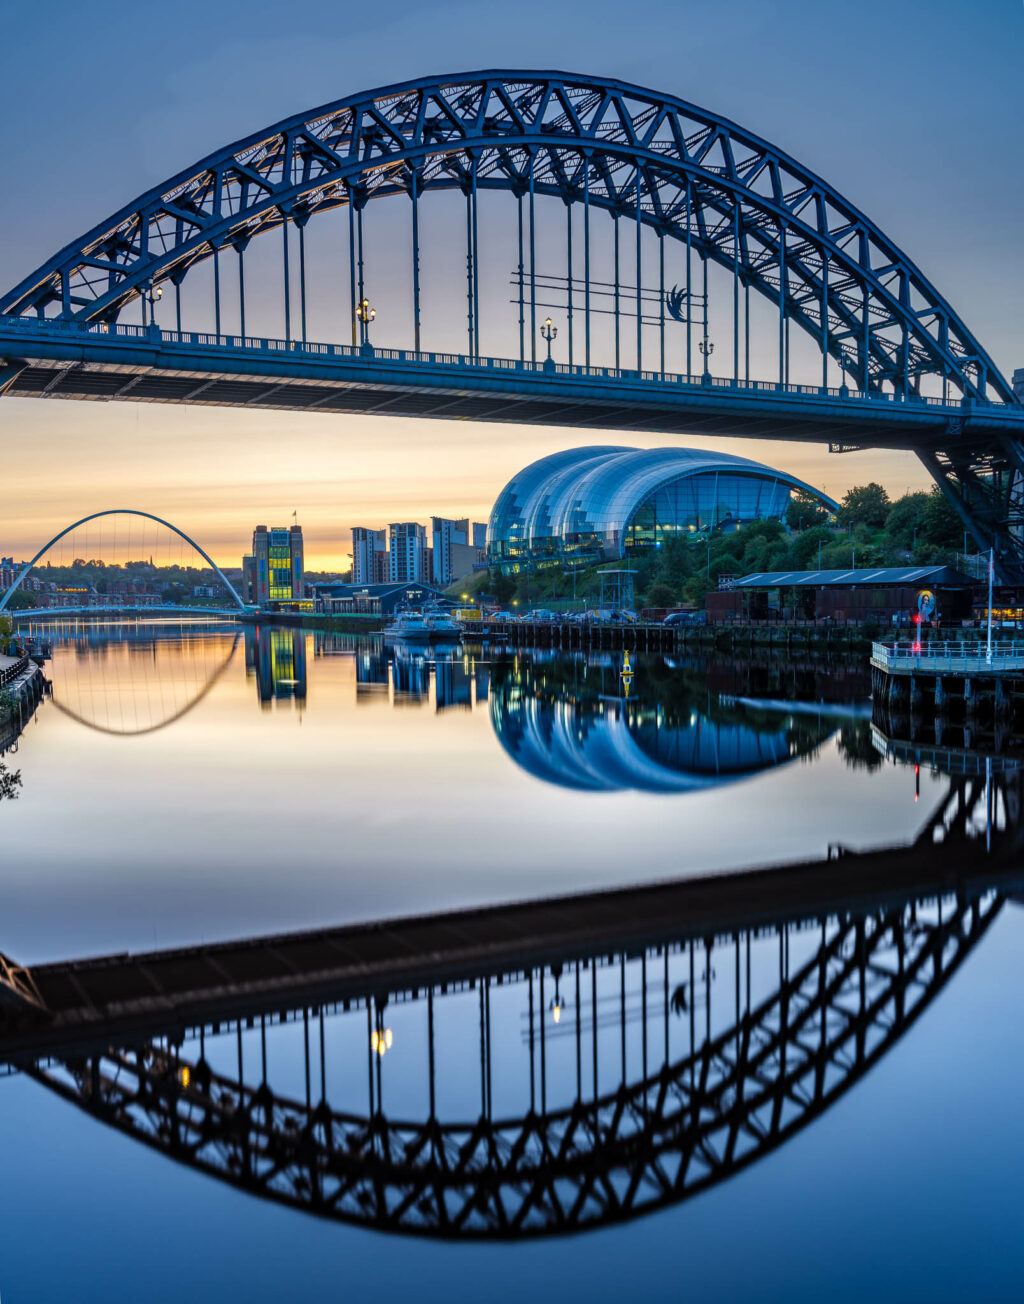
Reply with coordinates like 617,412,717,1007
0,746,1018,1239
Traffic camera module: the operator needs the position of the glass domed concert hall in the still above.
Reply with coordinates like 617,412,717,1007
486,446,837,571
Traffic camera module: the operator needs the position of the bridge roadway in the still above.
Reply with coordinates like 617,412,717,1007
0,774,1017,1062
3,319,1021,449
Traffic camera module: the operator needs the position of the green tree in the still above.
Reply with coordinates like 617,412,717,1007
785,492,830,530
921,487,962,549
883,491,930,551
645,581,678,609
837,482,890,529
0,762,22,802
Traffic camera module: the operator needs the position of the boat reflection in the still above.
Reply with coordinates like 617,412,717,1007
1,747,1019,1239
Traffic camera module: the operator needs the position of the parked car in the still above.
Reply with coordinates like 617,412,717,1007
663,609,706,626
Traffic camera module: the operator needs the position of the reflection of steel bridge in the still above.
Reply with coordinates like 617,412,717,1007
1,769,1018,1239
0,73,1023,574
0,509,247,614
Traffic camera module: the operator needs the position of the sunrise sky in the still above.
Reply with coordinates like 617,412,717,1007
2,0,1021,569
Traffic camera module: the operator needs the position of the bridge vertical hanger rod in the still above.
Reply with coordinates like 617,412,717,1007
528,969,535,1111
260,1015,267,1084
702,253,709,367
282,222,291,345
566,202,574,366
427,989,436,1118
705,938,712,1045
298,224,308,348
663,949,669,1062
236,1021,243,1089
411,177,421,352
778,222,785,385
610,212,618,367
635,173,643,371
356,208,366,337
733,206,740,383
348,200,357,347
465,190,474,357
517,193,525,362
528,155,537,363
237,247,246,339
319,1009,326,1104
366,1004,374,1114
591,962,598,1104
619,955,626,1081
213,247,221,338
472,161,480,359
584,166,591,367
744,280,750,383
685,182,692,378
303,1008,311,1108
478,982,486,1115
641,953,648,1081
821,252,828,387
575,960,582,1098
659,232,665,377
539,967,547,1114
175,282,182,335
688,942,695,1100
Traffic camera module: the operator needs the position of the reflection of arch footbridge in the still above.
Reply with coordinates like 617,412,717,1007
1,73,1024,573
1,764,1018,1239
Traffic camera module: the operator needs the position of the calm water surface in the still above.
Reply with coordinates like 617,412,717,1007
0,620,1021,1302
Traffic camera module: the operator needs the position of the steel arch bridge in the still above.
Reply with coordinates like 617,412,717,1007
0,509,247,613
1,72,1023,571
2,771,1017,1239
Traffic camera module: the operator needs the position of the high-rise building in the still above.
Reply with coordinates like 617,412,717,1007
244,524,304,604
431,517,487,587
351,527,388,585
389,522,428,583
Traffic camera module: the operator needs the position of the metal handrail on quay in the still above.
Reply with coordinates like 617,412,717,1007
871,640,1024,674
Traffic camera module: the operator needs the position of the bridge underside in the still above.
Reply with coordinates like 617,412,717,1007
5,330,1024,578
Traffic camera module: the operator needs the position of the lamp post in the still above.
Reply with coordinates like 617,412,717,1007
699,338,714,381
142,281,163,334
839,347,852,395
355,297,376,350
540,316,558,367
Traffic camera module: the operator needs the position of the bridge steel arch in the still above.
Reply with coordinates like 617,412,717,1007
30,885,1001,1239
0,509,247,613
2,72,1023,573
1,71,1009,405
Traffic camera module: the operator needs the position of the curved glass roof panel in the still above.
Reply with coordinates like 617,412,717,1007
487,445,838,563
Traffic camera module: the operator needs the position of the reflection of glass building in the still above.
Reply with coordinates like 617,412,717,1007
490,658,836,793
486,447,836,571
245,628,307,706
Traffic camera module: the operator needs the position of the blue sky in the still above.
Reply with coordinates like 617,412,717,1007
1,0,1021,563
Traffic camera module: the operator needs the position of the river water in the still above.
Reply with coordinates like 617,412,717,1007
0,619,1021,1301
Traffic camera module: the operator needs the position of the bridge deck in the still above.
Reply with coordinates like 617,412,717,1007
4,321,1020,445
3,828,1017,1060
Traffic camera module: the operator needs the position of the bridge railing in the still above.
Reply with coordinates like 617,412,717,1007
871,640,1024,674
0,314,994,410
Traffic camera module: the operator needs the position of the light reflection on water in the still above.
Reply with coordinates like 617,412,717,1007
1,621,937,962
2,621,1024,1300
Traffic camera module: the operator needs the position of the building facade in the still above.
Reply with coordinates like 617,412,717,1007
431,517,487,587
351,527,388,585
389,522,428,583
243,524,304,605
486,446,837,573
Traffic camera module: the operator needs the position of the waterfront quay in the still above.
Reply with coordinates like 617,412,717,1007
466,618,678,652
0,652,45,755
871,640,1024,725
